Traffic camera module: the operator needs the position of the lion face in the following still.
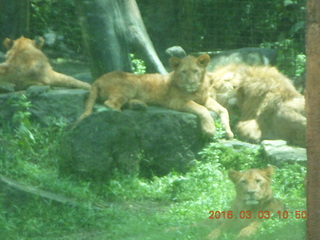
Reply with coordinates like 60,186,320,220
208,66,243,109
228,166,274,205
169,54,210,93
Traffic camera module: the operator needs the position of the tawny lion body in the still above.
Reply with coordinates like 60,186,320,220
209,64,306,147
0,36,90,91
79,55,234,139
207,166,284,239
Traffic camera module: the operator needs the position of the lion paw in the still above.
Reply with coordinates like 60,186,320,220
128,99,148,111
207,228,221,240
104,100,122,111
225,130,234,139
202,124,216,138
236,226,257,239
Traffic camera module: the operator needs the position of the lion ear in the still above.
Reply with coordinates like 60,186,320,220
3,38,14,49
228,169,241,184
169,56,181,70
263,165,274,178
33,36,45,49
197,54,210,67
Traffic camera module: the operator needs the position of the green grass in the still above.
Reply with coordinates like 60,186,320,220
0,97,306,240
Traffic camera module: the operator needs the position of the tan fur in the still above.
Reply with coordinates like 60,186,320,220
209,64,306,147
78,55,234,139
0,36,90,91
207,166,284,239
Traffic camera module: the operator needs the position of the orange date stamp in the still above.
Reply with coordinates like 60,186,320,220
208,210,308,219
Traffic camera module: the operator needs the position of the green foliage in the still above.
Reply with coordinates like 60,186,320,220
0,1,307,237
27,0,305,77
139,0,305,53
30,0,82,53
130,54,147,74
0,98,306,239
3,94,35,153
260,39,306,78
199,142,264,170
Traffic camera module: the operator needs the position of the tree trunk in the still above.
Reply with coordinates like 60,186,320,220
119,0,167,74
74,0,166,80
74,0,132,79
306,0,320,239
0,0,29,47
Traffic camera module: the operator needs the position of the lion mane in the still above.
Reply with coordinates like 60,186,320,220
209,64,306,147
78,54,234,139
207,166,284,239
0,36,90,91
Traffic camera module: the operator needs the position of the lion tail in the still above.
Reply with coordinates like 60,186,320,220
77,84,99,122
50,71,91,90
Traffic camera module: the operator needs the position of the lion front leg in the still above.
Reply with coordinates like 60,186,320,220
171,100,215,137
207,228,222,240
236,221,261,239
205,97,234,139
236,120,262,143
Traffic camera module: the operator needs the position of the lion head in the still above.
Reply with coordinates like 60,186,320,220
228,166,274,206
4,36,45,50
208,64,244,110
169,54,210,93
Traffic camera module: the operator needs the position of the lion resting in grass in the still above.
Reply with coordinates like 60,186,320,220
78,54,234,139
207,166,284,239
209,64,306,147
0,36,90,91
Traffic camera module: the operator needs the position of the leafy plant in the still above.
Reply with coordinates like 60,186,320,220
0,104,306,240
260,39,306,78
4,94,35,152
130,53,147,74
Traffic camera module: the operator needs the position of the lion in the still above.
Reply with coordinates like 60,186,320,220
207,166,285,239
0,36,90,91
78,54,234,139
209,64,306,147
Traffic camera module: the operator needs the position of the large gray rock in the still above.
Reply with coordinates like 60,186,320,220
217,139,306,167
60,107,207,179
165,46,187,58
0,88,307,180
261,140,307,165
219,139,260,151
0,87,88,126
206,48,278,71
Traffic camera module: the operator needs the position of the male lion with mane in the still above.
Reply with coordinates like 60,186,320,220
0,36,90,91
78,54,234,139
207,166,284,239
209,64,306,147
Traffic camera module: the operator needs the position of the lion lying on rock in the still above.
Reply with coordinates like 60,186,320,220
78,54,234,139
207,166,284,239
209,64,306,147
0,36,90,91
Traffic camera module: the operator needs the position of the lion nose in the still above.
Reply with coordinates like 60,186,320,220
247,190,256,197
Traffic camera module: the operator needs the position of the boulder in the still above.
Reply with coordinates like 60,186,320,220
0,88,307,180
219,139,260,151
261,140,307,165
206,48,278,71
0,87,88,126
60,107,207,179
165,46,187,58
217,139,306,167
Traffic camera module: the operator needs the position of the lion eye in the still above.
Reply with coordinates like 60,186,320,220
240,179,247,184
255,179,262,183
